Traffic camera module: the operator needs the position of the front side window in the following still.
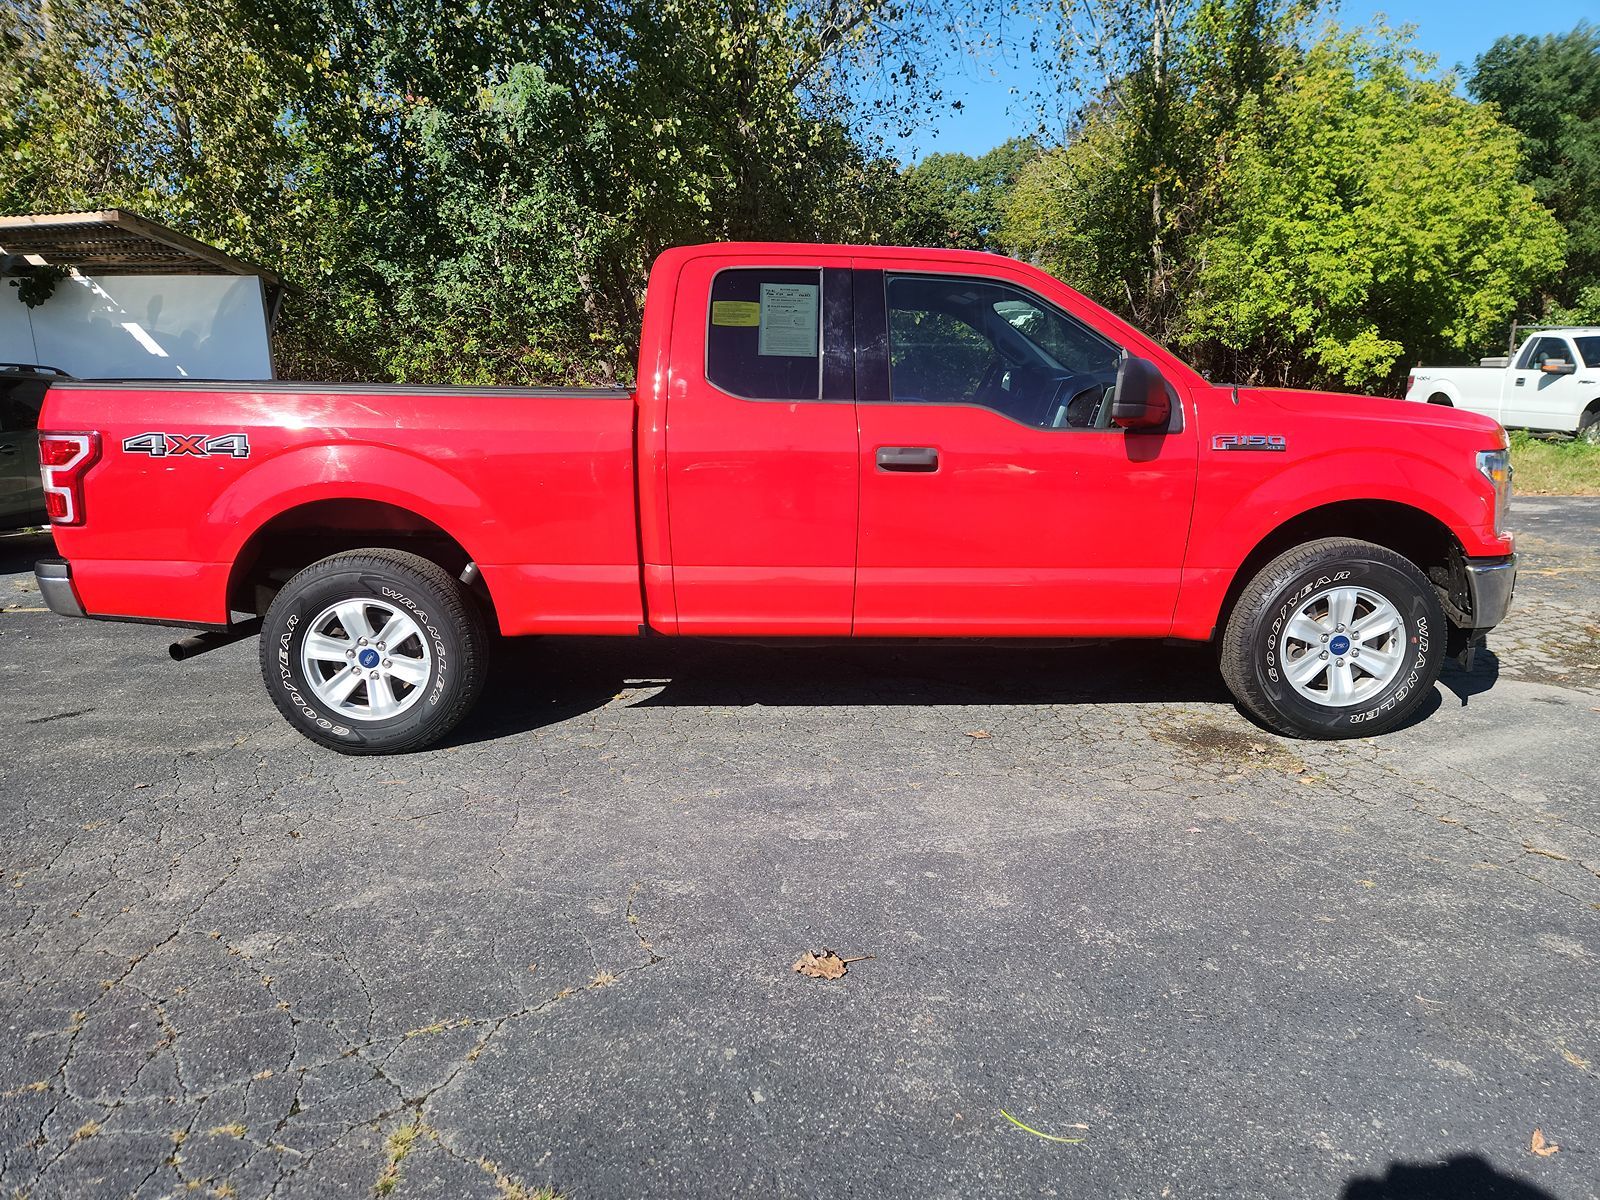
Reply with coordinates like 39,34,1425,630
706,268,822,401
1518,337,1574,370
885,274,1122,429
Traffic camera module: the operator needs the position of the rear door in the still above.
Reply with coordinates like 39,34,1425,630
851,264,1198,636
661,257,859,634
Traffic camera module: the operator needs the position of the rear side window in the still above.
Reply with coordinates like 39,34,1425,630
706,268,821,401
0,382,45,432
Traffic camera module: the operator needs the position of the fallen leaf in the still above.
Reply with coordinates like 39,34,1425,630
964,730,991,740
792,949,873,979
1358,880,1376,888
1560,1049,1589,1070
1530,1128,1559,1157
999,1109,1085,1144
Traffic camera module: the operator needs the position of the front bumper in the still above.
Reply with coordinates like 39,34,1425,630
35,557,86,618
1463,553,1516,630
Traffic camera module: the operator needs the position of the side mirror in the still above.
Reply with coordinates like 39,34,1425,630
1111,356,1171,430
1541,358,1576,375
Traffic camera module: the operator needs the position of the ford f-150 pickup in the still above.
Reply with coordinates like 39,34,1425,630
33,243,1517,753
1405,327,1600,440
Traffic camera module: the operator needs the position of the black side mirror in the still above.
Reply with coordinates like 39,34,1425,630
1112,356,1171,430
1541,358,1576,376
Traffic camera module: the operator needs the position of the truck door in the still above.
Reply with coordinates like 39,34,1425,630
1506,336,1581,431
851,267,1198,636
661,260,858,634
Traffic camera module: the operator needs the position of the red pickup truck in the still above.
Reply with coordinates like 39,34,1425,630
34,243,1516,753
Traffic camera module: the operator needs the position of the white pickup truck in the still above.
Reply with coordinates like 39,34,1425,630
1405,327,1600,442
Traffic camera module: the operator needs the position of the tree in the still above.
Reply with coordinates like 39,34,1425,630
1002,0,1321,342
893,138,1038,250
0,0,970,384
1469,24,1600,310
1191,25,1565,389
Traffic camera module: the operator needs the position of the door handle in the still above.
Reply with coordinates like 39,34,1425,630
876,446,939,472
1515,378,1525,386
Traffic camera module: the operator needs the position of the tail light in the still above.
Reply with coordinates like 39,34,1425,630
39,433,100,526
1405,374,1414,395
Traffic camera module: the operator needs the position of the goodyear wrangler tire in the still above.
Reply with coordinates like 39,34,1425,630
1220,538,1445,739
259,549,486,754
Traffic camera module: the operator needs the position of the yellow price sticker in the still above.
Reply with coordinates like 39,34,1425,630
711,300,760,327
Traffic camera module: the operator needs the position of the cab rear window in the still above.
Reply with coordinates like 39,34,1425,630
706,268,822,401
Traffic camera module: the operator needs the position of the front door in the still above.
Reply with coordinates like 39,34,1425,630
851,266,1198,637
1504,336,1581,431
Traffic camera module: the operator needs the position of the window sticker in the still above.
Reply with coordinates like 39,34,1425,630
758,282,819,357
712,300,761,327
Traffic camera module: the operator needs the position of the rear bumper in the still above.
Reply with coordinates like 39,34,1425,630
35,557,86,618
1464,553,1517,630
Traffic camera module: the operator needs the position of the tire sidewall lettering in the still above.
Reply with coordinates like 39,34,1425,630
1257,560,1438,731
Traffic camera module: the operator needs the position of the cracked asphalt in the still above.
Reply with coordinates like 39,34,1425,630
2,500,1597,1200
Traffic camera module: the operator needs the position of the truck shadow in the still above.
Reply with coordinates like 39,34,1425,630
1341,1153,1559,1199
452,633,1475,748
452,635,1243,748
0,529,53,576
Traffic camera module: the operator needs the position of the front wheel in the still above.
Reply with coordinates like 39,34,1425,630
1220,538,1445,738
1577,406,1600,445
259,549,487,754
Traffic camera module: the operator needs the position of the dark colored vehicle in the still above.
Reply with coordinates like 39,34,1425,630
0,364,68,527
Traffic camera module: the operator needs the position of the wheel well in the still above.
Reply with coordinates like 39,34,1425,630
1216,500,1466,635
227,500,490,621
1428,393,1453,406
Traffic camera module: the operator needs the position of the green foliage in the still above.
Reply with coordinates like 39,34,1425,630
1192,25,1565,389
1469,24,1600,309
0,0,938,384
893,138,1038,250
1004,0,1322,341
1006,4,1565,391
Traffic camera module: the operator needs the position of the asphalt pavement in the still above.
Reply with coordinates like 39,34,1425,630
2,501,1596,1200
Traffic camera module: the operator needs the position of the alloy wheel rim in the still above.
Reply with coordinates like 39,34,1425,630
300,598,432,721
1277,585,1406,708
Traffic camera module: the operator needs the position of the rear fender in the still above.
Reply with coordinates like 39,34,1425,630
212,444,494,570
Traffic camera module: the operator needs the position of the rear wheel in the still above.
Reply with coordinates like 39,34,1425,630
259,549,486,754
1220,538,1444,738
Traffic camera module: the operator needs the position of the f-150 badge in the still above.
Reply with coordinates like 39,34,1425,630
121,432,251,458
1212,434,1286,452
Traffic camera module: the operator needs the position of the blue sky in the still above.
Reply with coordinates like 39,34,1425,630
883,0,1597,161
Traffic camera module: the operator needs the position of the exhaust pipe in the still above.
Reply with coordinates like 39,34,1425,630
169,618,262,662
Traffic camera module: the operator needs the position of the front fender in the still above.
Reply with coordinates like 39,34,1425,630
1172,446,1506,639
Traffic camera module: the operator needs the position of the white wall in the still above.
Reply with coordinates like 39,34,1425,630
0,272,273,379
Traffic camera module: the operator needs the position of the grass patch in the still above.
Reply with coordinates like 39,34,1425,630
375,1118,423,1195
1508,431,1600,495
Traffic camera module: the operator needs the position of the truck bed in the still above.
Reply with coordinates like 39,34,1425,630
44,380,644,632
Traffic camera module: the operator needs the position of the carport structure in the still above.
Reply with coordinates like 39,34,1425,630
0,209,288,379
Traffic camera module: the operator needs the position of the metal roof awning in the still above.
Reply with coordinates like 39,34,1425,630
0,209,283,287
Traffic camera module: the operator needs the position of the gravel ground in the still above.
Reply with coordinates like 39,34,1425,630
1,502,1596,1200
